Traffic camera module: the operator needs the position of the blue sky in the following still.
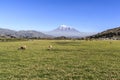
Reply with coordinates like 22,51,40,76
0,0,120,32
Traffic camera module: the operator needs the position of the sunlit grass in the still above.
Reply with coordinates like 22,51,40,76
0,40,120,80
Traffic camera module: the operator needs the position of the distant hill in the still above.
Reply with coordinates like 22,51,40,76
0,28,51,39
0,28,16,35
44,25,96,38
15,30,52,38
87,27,120,40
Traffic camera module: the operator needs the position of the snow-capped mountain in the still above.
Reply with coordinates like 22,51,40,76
44,25,96,38
54,25,80,32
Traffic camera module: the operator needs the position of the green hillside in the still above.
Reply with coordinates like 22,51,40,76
88,27,120,40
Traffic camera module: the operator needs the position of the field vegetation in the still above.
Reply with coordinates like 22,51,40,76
0,40,120,80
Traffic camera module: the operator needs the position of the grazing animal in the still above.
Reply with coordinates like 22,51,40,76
109,41,112,44
48,45,53,50
18,45,27,50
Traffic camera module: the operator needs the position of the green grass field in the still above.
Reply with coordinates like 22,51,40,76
0,40,120,80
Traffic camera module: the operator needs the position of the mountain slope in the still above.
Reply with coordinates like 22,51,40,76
0,28,16,35
0,28,51,38
15,30,51,38
45,25,96,38
88,27,120,39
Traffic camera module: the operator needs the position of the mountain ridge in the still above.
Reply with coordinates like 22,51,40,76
0,28,51,38
44,25,96,38
0,25,97,39
87,26,120,40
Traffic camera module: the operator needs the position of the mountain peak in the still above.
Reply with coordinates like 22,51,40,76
57,25,74,31
59,25,70,28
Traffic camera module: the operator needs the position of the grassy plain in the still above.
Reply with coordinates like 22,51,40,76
0,40,120,80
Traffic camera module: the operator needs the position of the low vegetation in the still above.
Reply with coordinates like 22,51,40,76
0,40,120,80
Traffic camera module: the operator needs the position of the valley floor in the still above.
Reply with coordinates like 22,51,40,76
0,40,120,80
